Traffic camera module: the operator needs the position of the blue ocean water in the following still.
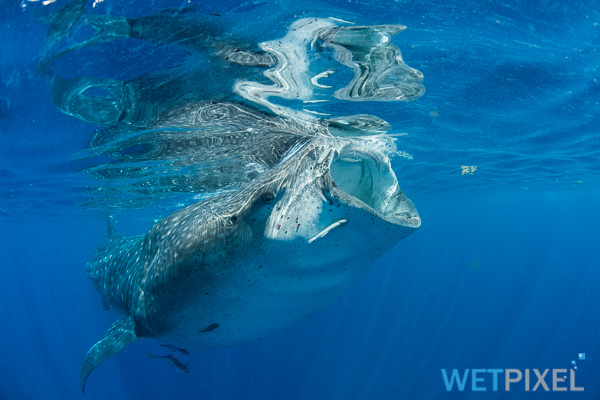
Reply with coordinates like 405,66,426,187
1,0,599,399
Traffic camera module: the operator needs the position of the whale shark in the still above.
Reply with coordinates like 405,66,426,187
80,129,421,393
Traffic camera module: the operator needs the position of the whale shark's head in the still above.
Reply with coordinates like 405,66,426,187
217,136,420,263
273,139,418,239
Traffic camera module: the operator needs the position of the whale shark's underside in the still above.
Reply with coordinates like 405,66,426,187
38,5,425,393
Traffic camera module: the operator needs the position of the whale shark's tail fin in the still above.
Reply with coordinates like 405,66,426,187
80,316,137,395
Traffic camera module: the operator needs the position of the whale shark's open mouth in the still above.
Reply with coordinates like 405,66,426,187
329,148,421,228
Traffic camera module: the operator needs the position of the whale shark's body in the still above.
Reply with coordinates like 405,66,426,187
80,127,420,393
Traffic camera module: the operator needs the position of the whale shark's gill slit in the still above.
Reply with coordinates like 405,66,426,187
199,323,219,333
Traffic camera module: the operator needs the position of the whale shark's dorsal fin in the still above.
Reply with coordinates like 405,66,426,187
101,216,123,249
106,215,119,238
80,317,137,395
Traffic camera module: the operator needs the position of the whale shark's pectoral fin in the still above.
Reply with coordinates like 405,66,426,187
80,317,137,395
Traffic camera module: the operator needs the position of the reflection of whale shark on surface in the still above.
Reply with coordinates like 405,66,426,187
43,14,424,127
37,7,425,394
80,128,421,393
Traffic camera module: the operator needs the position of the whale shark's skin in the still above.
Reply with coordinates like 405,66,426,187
80,132,421,393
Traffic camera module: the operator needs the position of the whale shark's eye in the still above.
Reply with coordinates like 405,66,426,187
261,192,274,203
227,216,238,226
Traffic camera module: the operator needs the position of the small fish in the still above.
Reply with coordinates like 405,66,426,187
158,343,190,355
198,323,219,333
147,353,189,374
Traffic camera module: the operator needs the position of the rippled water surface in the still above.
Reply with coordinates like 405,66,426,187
2,0,598,217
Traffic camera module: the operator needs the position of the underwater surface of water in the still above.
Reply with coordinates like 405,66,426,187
1,0,599,399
